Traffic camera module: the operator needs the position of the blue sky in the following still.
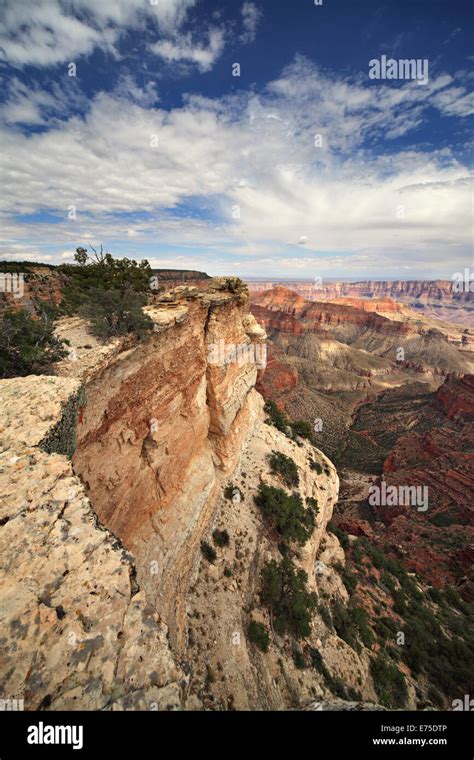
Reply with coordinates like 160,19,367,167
0,0,472,278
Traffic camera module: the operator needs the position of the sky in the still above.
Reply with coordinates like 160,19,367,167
0,0,473,279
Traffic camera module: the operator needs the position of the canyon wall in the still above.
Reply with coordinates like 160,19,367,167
0,278,389,710
251,286,474,377
247,280,474,327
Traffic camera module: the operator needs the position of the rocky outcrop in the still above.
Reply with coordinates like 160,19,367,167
0,266,65,318
65,280,267,650
0,377,188,711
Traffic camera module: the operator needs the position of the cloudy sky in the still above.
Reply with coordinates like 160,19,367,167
0,0,472,278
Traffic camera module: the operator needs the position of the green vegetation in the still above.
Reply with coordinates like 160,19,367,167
348,536,474,705
200,541,217,563
429,513,460,527
370,656,408,709
0,308,68,378
255,483,314,545
264,400,288,433
292,647,306,669
309,458,323,475
78,287,152,340
60,247,154,340
248,620,270,653
264,400,314,442
327,521,350,551
306,496,319,513
341,568,358,595
291,420,313,439
40,386,86,459
269,450,299,487
260,556,317,639
212,529,230,548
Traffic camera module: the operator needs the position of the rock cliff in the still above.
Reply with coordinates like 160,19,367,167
1,279,366,710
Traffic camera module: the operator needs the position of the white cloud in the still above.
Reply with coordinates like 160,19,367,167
0,58,472,277
240,2,262,44
0,0,197,67
150,27,225,72
1,76,87,125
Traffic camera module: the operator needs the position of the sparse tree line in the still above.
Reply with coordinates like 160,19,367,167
0,247,156,378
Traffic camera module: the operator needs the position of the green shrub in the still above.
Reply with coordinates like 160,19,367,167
331,600,360,652
309,647,330,677
327,522,350,551
309,459,323,475
292,648,307,669
213,529,230,548
0,308,68,378
264,400,288,433
260,557,317,639
255,483,314,545
60,247,152,311
444,586,463,610
292,420,313,439
248,620,270,653
78,287,153,340
370,656,408,708
342,569,357,595
429,513,459,527
427,685,444,708
428,587,443,604
351,605,375,647
269,450,299,487
318,603,333,629
40,386,86,459
381,571,397,594
200,541,217,563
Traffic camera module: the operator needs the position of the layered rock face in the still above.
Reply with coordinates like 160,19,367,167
249,286,472,463
0,377,187,711
251,287,473,376
68,281,266,649
247,280,474,326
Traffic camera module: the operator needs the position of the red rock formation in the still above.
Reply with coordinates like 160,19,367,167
251,286,417,339
247,279,474,327
328,296,403,314
255,344,298,404
366,374,474,593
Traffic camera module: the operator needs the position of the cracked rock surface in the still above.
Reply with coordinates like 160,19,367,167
0,376,189,711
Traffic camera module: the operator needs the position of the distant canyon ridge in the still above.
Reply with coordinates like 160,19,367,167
246,279,473,328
